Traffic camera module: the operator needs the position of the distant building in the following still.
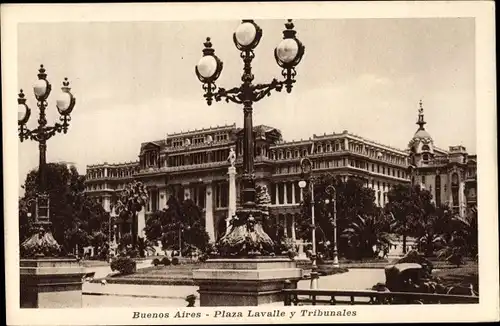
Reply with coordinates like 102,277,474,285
407,101,477,218
84,102,477,243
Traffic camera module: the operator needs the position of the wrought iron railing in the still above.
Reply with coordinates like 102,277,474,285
282,288,479,305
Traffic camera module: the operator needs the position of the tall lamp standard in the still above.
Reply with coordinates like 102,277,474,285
325,185,339,268
195,20,305,256
298,157,319,289
18,65,76,258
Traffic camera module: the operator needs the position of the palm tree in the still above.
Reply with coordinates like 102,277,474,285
114,181,148,251
437,209,478,265
341,213,394,259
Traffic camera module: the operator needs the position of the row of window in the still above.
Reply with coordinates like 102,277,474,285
270,142,405,165
87,168,138,179
86,182,131,191
274,159,408,178
168,133,230,148
168,149,230,167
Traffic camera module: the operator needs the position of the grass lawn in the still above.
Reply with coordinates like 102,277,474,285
432,263,479,292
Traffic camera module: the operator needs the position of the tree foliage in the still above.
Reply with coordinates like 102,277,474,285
386,184,478,259
19,163,110,255
341,213,393,259
144,196,209,255
114,180,148,250
385,184,434,254
297,174,379,258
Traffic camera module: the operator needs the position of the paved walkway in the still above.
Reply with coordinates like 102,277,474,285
298,268,386,290
83,268,385,298
83,283,196,299
84,259,153,279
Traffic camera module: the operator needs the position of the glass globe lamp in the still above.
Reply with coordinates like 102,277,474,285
197,55,218,80
276,38,299,64
233,20,262,50
235,21,257,47
33,79,49,100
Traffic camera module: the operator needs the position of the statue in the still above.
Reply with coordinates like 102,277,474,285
255,185,271,217
227,147,236,167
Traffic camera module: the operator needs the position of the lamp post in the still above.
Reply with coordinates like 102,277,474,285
195,19,305,256
325,185,339,268
108,208,117,263
18,64,76,258
298,157,319,289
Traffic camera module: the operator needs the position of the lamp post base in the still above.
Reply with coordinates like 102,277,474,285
193,257,302,306
310,269,319,289
332,250,340,268
20,257,86,308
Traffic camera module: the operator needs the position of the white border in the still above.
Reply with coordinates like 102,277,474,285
2,2,498,325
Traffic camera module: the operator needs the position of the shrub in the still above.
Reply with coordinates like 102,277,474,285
128,249,139,258
161,257,171,266
110,257,136,275
152,258,160,266
198,254,208,263
172,257,180,265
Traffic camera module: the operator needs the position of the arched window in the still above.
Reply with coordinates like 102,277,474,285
422,153,429,162
435,175,441,204
422,145,430,151
451,173,459,208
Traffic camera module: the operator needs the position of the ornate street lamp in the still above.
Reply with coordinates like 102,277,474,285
325,185,339,268
18,64,76,258
195,19,305,257
298,157,319,289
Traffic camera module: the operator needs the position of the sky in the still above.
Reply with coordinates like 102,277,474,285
17,18,476,187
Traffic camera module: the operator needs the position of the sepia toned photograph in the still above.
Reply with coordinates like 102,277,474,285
3,2,498,325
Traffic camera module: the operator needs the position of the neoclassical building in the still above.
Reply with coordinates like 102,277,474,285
84,104,477,243
407,101,477,218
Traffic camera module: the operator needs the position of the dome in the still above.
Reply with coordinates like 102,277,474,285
413,128,432,140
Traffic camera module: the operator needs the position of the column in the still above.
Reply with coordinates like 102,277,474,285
300,185,304,201
291,182,296,205
291,214,296,242
118,224,123,242
159,187,167,210
448,178,453,209
102,195,111,212
205,182,215,243
275,183,279,205
458,180,465,218
344,138,349,150
104,167,108,177
284,215,288,237
227,166,237,230
137,208,146,238
284,182,288,205
183,184,191,201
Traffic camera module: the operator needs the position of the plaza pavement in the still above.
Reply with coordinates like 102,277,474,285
84,258,154,279
82,268,386,307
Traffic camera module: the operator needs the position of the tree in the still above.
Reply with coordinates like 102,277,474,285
144,196,209,255
414,205,453,256
385,184,433,254
341,212,393,259
437,209,478,263
114,180,148,251
20,163,110,255
298,173,378,258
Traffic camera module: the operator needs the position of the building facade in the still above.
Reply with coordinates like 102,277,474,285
407,101,477,217
84,104,477,244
